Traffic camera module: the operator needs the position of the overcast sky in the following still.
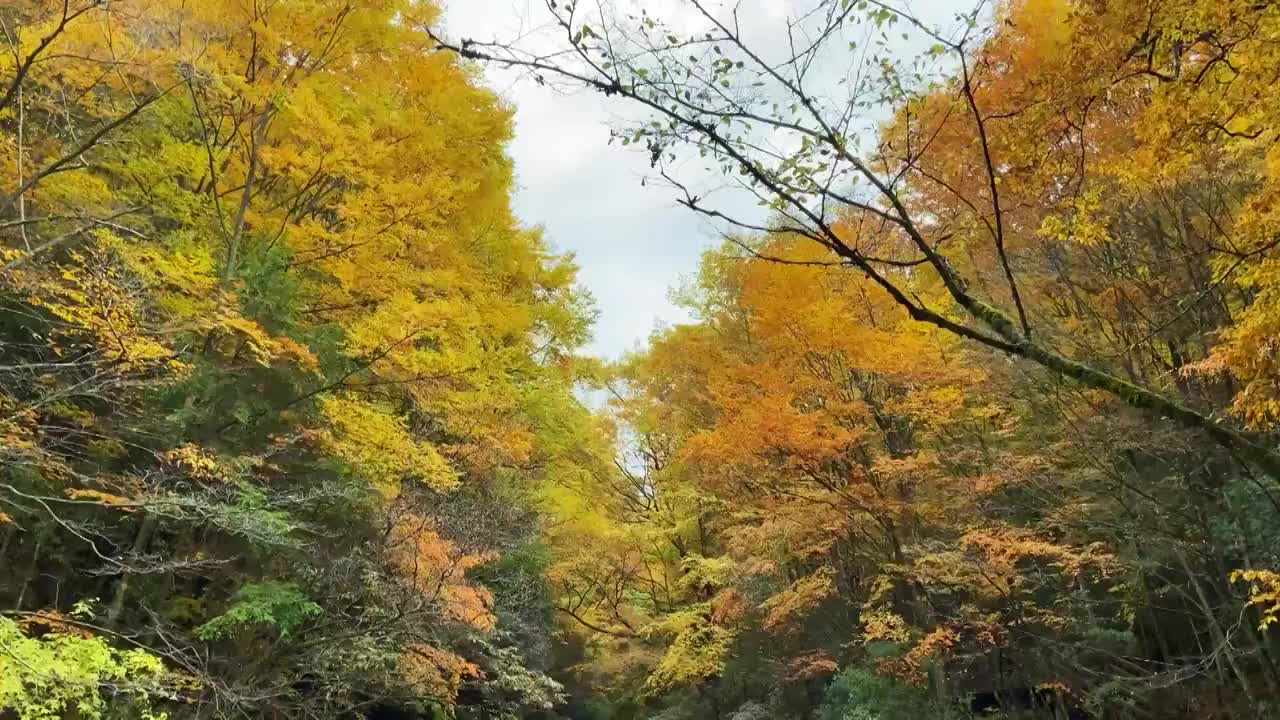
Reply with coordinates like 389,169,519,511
442,0,955,359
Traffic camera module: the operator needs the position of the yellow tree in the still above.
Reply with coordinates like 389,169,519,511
431,0,1280,477
1,0,592,715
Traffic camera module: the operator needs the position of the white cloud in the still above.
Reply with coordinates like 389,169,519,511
442,0,956,359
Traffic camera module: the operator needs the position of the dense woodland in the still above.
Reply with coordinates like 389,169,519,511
2,0,1280,718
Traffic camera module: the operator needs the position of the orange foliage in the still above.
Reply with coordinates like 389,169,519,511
387,512,496,631
400,643,482,700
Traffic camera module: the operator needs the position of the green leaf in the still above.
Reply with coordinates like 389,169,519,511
196,582,323,641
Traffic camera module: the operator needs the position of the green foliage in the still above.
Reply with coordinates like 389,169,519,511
818,668,951,720
195,582,323,641
238,244,301,332
0,617,170,720
213,482,303,549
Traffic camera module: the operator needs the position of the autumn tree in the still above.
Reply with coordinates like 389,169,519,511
429,0,1280,476
431,0,1280,717
0,0,595,716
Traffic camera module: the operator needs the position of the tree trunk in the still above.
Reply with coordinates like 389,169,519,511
14,537,40,610
108,514,159,626
1175,546,1260,709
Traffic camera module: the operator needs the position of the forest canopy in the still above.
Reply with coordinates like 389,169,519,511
3,0,1280,719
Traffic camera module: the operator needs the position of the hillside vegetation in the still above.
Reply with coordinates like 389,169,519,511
3,1,1280,719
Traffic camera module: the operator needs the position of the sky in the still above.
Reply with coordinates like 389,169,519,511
442,0,956,359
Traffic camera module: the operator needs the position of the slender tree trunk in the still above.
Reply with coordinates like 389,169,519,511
1133,540,1176,665
1208,502,1280,694
928,657,949,707
108,514,159,626
0,524,15,563
15,537,40,610
15,83,28,250
1175,546,1260,709
220,110,270,285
